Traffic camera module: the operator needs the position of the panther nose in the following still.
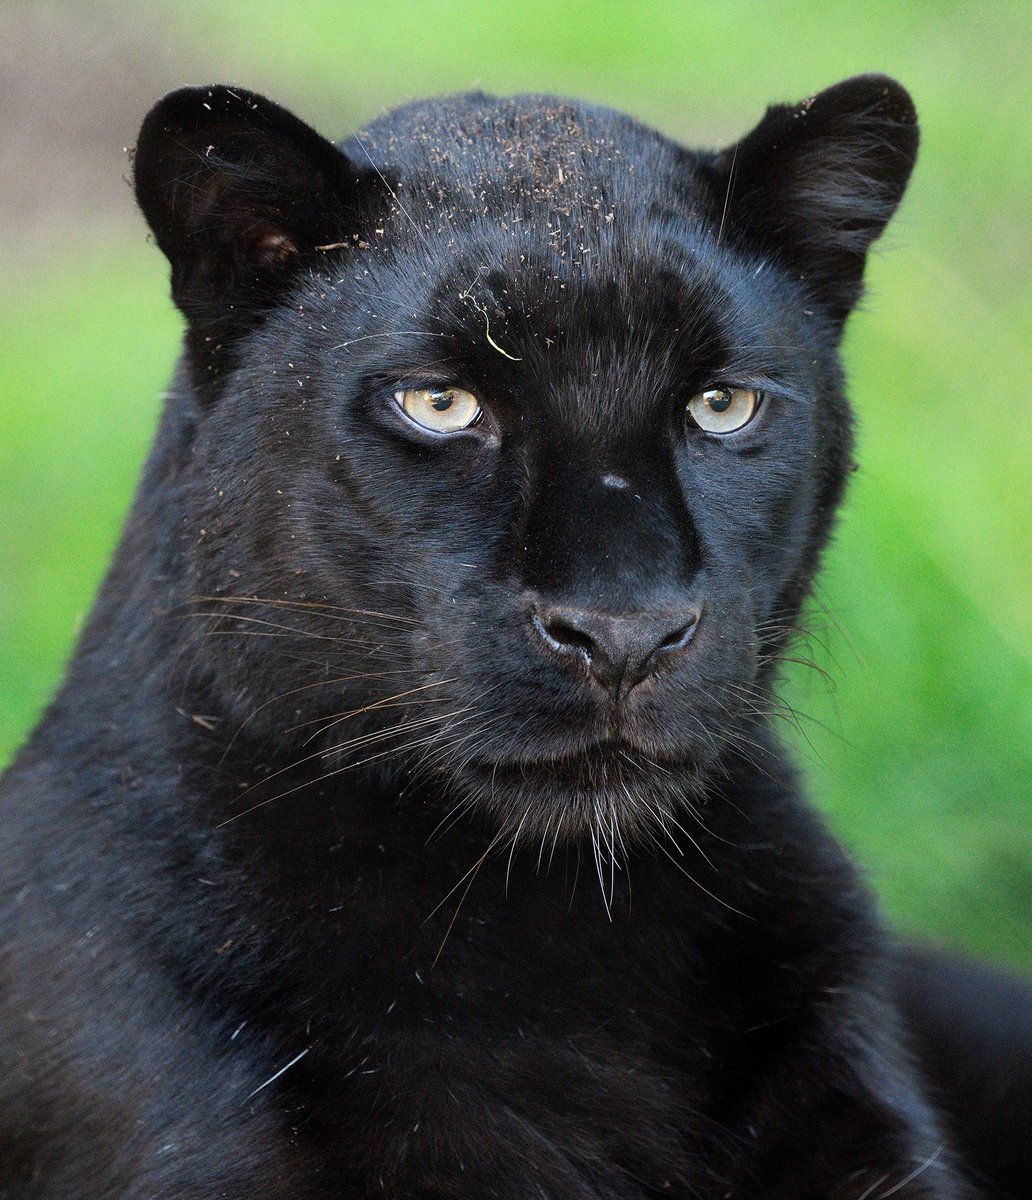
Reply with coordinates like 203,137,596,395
530,603,701,700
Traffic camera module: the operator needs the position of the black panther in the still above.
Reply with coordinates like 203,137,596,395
1,76,1028,1197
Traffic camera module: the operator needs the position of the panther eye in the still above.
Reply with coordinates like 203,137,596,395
686,387,761,434
395,387,482,433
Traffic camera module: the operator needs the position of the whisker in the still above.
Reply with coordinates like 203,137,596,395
653,839,749,919
186,594,423,627
874,1146,945,1199
293,678,459,742
184,611,369,646
330,331,451,353
216,719,479,828
226,707,471,813
218,668,425,765
504,805,533,896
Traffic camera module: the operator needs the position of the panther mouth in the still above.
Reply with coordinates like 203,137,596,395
453,737,709,845
468,737,662,783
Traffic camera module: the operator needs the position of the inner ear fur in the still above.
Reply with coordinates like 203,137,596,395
709,74,919,324
134,85,371,331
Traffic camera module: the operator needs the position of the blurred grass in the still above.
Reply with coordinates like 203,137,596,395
1,1,1030,964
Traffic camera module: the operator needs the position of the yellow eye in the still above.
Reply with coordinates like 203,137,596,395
686,387,761,434
395,387,482,433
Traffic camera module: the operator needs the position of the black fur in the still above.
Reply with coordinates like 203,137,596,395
0,78,1023,1197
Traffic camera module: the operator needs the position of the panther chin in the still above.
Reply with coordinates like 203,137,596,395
450,741,715,851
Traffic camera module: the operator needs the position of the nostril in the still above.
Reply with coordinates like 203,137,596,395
532,612,596,659
656,611,701,656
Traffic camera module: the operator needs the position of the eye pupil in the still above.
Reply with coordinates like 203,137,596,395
395,386,483,434
685,386,761,434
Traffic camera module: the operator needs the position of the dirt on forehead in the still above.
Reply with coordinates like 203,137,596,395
348,93,674,215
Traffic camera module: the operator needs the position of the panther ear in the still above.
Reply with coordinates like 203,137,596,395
134,86,374,334
709,74,919,324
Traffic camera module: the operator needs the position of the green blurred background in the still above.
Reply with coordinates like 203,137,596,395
2,1,1030,964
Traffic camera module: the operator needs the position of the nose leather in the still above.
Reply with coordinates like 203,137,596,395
530,603,701,700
